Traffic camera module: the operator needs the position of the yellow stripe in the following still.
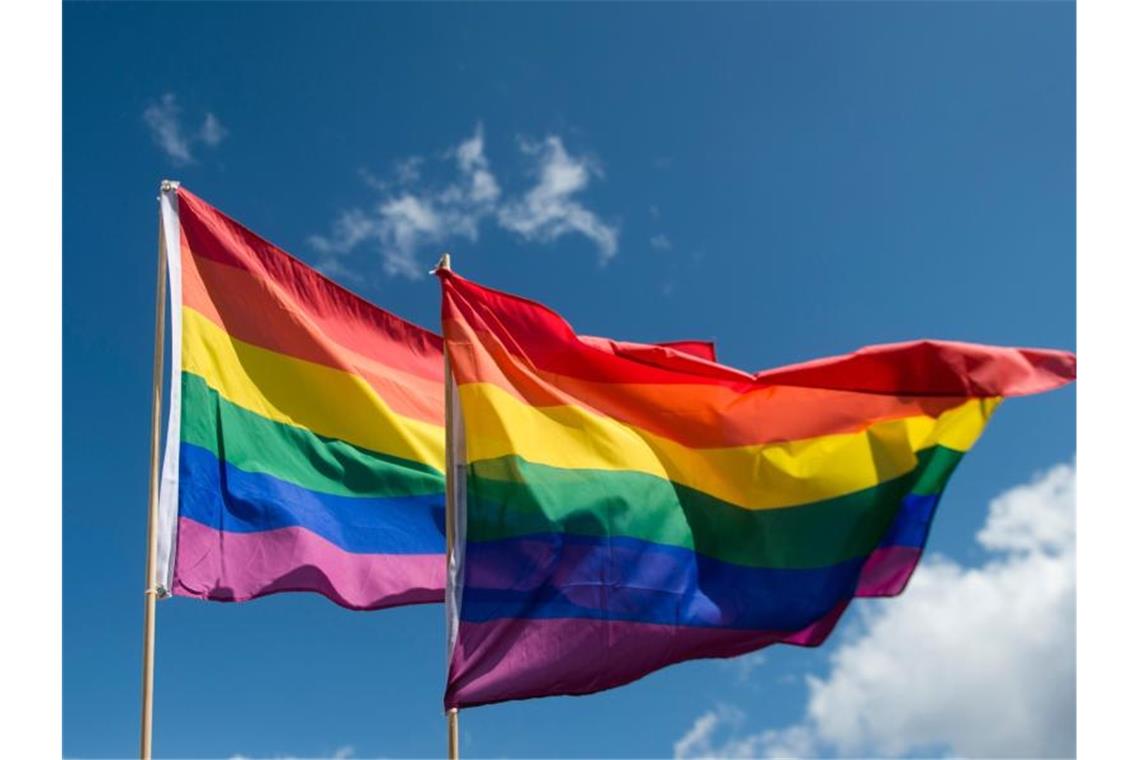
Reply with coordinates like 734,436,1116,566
459,382,998,510
182,307,445,471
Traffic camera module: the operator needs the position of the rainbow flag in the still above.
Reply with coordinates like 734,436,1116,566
438,270,1076,708
155,185,447,609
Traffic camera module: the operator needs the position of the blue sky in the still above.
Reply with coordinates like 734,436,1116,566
63,2,1074,757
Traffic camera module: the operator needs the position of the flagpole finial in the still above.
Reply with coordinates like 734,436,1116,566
431,252,452,275
159,179,180,193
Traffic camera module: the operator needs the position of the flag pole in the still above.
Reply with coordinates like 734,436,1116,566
140,183,170,759
447,708,459,760
438,252,460,760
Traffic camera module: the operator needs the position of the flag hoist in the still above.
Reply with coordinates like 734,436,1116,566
139,181,178,760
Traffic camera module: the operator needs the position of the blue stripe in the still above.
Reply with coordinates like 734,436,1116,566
458,533,865,631
179,443,446,554
879,492,941,548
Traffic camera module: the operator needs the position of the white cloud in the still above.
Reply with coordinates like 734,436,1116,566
497,135,618,262
143,94,192,164
374,194,446,279
452,124,500,204
650,233,672,251
977,463,1074,555
199,112,227,147
728,652,766,684
310,125,500,279
394,156,423,186
142,93,227,165
312,125,617,279
310,209,376,255
675,705,761,760
675,462,1076,760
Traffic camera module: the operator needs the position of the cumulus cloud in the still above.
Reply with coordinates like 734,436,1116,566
311,125,617,279
675,462,1076,760
143,93,226,164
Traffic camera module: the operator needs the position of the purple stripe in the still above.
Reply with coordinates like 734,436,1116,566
446,601,849,709
446,545,921,708
172,517,445,610
855,545,923,597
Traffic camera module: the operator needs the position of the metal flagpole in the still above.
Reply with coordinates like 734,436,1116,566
140,185,170,759
447,708,459,760
438,253,461,760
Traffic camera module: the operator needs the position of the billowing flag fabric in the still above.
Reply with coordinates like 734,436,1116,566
438,269,1076,708
155,185,447,609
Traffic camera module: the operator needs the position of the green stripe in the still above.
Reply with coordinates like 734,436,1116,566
179,371,444,499
466,446,964,570
910,445,963,496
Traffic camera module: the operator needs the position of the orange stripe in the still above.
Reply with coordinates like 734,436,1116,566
183,245,443,425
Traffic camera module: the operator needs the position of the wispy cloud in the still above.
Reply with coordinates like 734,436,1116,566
199,112,228,147
675,462,1076,759
497,136,618,262
650,233,672,251
452,125,501,205
142,93,226,165
311,125,618,280
394,156,423,187
724,652,766,684
310,124,500,280
674,705,759,759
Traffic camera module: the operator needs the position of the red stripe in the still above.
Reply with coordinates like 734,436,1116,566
442,270,752,387
755,340,1076,398
178,187,444,383
581,336,717,363
440,269,1076,397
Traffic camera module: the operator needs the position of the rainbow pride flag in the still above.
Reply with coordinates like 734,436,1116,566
438,269,1076,708
155,186,447,609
